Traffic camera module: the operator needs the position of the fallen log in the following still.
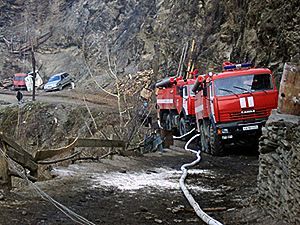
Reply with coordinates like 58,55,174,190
74,138,126,149
37,151,81,165
34,137,78,161
0,132,37,174
72,150,116,163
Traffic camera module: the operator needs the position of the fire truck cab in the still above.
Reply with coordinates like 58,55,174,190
193,63,278,155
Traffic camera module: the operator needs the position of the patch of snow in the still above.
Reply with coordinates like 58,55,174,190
90,168,217,193
51,167,76,177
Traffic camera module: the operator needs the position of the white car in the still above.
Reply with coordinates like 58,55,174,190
44,72,74,91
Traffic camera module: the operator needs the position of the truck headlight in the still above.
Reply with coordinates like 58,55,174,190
222,128,229,134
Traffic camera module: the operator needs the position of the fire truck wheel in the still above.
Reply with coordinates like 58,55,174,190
200,124,209,153
209,126,224,156
166,114,172,131
161,113,168,130
179,118,190,136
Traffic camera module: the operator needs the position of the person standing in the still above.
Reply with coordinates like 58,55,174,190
16,90,23,104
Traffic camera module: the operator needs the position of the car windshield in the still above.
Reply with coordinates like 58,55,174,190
214,74,273,96
48,75,61,82
14,76,26,81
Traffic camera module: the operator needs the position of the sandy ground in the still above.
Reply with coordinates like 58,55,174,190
0,146,275,225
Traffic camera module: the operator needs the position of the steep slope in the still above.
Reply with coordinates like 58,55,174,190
0,0,299,84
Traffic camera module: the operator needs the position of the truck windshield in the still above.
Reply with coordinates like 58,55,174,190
214,74,273,96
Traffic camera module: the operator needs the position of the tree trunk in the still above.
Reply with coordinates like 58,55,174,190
31,47,36,101
278,63,300,116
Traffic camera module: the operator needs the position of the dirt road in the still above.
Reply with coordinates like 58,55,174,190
0,89,117,109
0,146,273,225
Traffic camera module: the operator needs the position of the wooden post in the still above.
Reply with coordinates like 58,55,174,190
0,142,12,189
31,45,36,101
278,63,300,116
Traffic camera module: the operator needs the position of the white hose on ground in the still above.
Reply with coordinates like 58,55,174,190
179,134,223,225
173,127,196,140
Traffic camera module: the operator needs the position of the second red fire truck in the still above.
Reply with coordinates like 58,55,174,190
156,75,197,136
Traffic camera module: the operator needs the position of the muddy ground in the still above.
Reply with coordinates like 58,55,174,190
0,145,277,225
0,89,278,225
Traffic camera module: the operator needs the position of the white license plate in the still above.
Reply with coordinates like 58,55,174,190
243,125,259,131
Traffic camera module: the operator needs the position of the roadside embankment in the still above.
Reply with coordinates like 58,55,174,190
258,110,300,224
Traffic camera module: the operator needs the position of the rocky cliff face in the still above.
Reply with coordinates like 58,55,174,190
0,0,299,84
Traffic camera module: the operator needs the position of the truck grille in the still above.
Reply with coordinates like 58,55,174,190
229,108,270,120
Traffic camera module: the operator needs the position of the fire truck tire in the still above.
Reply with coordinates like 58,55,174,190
200,124,209,153
209,126,224,156
161,112,168,130
179,118,190,136
166,114,172,131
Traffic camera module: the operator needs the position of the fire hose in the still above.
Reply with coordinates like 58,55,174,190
173,127,196,140
179,134,223,225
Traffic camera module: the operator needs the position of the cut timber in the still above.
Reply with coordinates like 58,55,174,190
0,132,37,174
278,63,300,116
75,138,126,149
38,151,81,164
34,137,78,161
140,87,153,100
35,138,126,161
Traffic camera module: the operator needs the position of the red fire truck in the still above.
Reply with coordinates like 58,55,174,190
156,76,196,136
192,63,278,155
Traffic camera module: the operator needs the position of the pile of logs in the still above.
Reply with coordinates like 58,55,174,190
117,70,153,96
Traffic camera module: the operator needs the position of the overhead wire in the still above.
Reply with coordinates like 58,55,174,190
0,147,95,225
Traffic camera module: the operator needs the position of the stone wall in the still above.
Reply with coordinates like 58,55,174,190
258,110,300,224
